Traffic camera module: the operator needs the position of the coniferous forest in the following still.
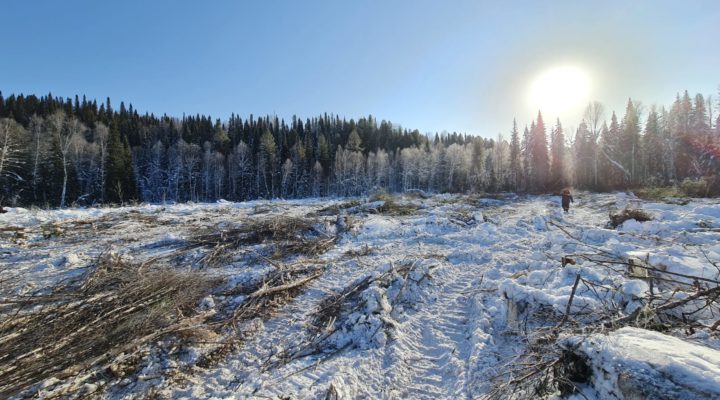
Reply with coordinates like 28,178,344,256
0,89,718,208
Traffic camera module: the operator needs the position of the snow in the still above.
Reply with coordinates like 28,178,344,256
621,279,649,297
2,192,719,398
567,327,720,399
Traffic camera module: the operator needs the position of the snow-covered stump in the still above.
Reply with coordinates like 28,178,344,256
558,328,720,399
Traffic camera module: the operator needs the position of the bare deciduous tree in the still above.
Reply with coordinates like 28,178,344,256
583,101,605,187
0,119,26,204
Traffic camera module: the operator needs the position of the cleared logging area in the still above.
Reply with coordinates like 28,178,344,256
0,255,218,398
0,211,343,398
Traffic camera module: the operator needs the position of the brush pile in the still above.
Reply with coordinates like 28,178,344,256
607,207,654,228
189,216,336,266
485,264,720,399
262,260,434,370
0,254,219,398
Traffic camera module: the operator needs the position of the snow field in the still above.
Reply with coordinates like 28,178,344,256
1,192,719,399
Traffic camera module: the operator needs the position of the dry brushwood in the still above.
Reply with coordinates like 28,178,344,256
485,213,720,399
313,200,363,216
188,216,335,266
263,261,426,369
486,275,720,399
376,198,420,216
0,254,219,398
368,192,420,216
215,262,326,328
608,208,654,228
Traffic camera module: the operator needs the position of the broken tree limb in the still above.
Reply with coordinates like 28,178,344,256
555,274,582,332
248,271,323,299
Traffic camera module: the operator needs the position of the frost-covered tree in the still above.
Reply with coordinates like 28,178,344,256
0,118,26,203
509,119,521,191
281,158,293,198
228,141,251,200
258,130,277,198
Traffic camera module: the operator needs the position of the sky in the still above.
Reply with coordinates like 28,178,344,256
2,0,719,138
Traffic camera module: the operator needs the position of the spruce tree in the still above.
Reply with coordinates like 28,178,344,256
530,111,549,191
602,112,626,188
347,128,363,152
509,119,521,191
549,118,565,189
691,94,710,138
572,122,593,188
105,119,136,203
643,107,663,181
620,99,641,184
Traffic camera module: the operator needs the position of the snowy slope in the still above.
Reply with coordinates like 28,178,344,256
1,192,719,399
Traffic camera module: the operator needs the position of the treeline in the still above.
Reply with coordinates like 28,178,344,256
0,89,718,207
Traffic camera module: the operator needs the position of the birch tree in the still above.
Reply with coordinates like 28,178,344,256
0,118,26,203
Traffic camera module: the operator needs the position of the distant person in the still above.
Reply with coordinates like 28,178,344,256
561,189,574,213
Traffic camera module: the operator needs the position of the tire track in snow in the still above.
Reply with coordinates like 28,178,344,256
383,249,490,398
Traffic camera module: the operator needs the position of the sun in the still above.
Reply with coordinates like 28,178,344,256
528,66,591,115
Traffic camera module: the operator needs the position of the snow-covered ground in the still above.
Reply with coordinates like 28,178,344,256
1,192,719,399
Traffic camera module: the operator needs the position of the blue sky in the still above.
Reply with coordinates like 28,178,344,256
2,0,718,137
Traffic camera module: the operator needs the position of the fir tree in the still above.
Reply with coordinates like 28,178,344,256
643,107,663,181
105,119,136,203
509,119,521,190
549,118,565,189
529,111,549,191
620,99,641,184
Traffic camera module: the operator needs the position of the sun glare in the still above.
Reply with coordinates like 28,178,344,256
528,66,591,115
